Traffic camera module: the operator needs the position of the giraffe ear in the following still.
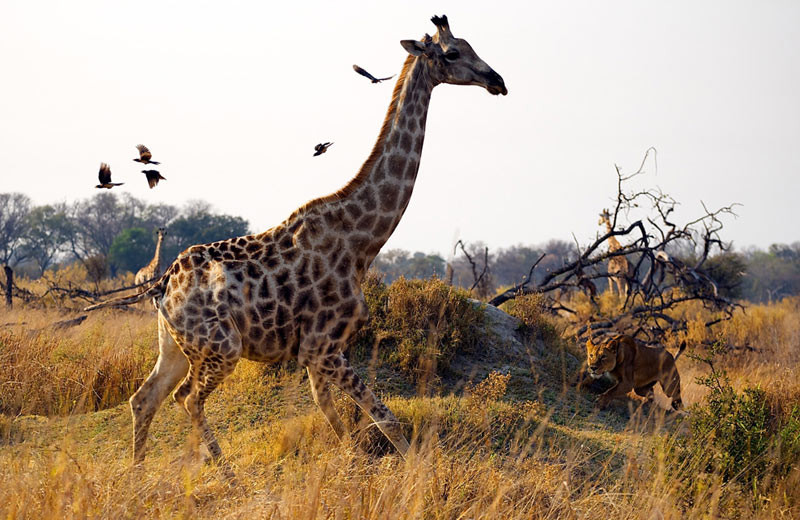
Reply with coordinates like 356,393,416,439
400,40,426,56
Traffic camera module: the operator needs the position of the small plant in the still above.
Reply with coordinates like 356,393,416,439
501,292,559,342
668,339,800,497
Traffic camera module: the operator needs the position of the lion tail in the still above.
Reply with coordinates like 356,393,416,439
674,340,687,360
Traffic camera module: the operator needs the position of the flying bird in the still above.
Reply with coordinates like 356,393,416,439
313,142,334,156
133,144,160,165
95,163,124,189
353,64,395,83
142,170,166,189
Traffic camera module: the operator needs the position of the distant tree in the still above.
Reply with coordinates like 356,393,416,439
492,244,544,287
108,227,156,274
0,192,32,266
23,203,72,276
704,251,746,299
166,201,250,260
741,243,800,302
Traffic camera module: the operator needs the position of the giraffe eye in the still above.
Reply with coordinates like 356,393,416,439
444,50,460,62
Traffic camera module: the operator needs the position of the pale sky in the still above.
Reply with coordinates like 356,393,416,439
1,1,798,256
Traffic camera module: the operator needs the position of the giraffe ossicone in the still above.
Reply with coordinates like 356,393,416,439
86,14,506,466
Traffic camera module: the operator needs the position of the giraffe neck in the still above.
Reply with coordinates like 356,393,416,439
342,55,434,271
281,54,436,281
604,220,622,252
152,233,164,271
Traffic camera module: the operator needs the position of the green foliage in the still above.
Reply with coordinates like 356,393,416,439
166,204,250,260
704,251,746,299
668,344,800,494
352,274,487,386
22,203,72,275
108,227,155,274
372,249,446,283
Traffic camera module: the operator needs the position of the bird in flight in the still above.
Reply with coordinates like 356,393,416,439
313,142,334,156
96,163,124,189
142,170,166,189
353,64,394,83
133,144,160,165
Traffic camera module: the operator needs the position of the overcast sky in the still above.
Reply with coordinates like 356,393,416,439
1,1,798,257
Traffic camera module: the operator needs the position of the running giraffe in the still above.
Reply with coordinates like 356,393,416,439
86,14,507,465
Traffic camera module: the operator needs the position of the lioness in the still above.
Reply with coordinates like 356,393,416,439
578,334,686,410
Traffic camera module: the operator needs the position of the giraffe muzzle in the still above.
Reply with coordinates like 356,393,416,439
485,69,507,96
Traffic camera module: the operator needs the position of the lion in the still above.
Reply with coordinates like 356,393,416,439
576,334,686,411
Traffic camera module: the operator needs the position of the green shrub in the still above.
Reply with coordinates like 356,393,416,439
667,345,800,498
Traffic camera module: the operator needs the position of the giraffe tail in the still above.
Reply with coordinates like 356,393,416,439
83,273,169,312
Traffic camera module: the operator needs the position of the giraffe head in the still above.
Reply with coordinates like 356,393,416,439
400,15,507,96
157,227,167,238
599,209,612,227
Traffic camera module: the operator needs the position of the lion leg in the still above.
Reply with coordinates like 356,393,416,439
634,381,656,402
597,380,634,409
661,368,683,410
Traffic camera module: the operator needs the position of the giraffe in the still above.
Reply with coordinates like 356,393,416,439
85,15,507,466
134,227,167,287
599,209,634,296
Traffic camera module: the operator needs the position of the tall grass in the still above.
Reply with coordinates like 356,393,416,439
1,275,799,518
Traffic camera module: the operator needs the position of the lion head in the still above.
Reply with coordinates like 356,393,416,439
585,336,619,378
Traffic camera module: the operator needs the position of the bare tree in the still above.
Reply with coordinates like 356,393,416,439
490,149,743,345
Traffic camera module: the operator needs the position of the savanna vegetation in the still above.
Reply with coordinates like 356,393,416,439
1,160,799,518
1,261,798,518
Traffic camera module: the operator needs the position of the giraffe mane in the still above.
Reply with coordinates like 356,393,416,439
284,53,417,223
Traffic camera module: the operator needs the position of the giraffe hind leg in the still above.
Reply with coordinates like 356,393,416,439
182,334,241,463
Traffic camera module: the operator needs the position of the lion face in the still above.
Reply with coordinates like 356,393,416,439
585,337,618,378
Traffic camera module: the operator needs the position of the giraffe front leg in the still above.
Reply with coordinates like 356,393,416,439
322,353,410,458
130,314,189,464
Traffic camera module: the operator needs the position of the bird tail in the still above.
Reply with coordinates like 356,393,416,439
83,273,169,312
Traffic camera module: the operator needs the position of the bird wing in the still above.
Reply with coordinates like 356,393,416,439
98,162,112,184
143,170,165,189
136,144,152,161
376,75,395,82
353,64,378,82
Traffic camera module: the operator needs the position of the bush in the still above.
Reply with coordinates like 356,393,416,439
352,274,487,387
668,345,800,496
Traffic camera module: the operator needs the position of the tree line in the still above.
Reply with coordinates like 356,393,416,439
373,241,800,304
1,191,798,303
0,192,249,281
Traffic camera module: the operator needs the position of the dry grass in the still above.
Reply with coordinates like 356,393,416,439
1,277,799,518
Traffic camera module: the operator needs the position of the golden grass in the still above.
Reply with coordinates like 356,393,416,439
1,281,799,518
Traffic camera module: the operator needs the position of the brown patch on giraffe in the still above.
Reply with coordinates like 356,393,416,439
379,183,399,212
345,202,364,221
356,214,377,231
388,154,407,177
373,215,395,236
399,131,413,153
356,186,378,212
